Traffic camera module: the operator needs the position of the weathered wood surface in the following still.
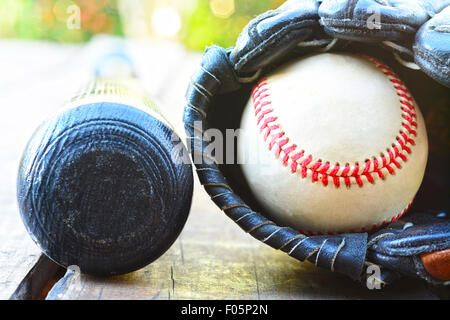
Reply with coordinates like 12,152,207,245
0,40,86,299
0,37,442,300
47,191,440,300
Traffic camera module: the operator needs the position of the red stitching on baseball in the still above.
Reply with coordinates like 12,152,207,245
249,56,419,232
250,57,417,189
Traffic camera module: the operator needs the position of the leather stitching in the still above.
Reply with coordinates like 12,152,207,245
414,45,450,74
320,17,416,33
233,19,317,71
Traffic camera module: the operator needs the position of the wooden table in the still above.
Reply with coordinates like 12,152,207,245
0,37,444,300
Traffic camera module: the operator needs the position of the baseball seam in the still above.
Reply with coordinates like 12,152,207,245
251,56,417,188
249,55,418,235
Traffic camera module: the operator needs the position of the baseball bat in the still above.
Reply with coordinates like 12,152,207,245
17,42,193,276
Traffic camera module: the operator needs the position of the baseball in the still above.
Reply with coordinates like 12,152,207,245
238,53,428,235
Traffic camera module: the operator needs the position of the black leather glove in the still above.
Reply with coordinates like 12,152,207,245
414,5,450,86
320,0,450,86
320,0,430,41
183,0,450,286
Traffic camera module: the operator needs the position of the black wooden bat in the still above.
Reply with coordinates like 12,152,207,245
17,42,193,276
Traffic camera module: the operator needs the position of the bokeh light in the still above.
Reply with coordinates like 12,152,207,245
179,0,284,50
0,0,22,37
151,7,182,38
210,0,235,19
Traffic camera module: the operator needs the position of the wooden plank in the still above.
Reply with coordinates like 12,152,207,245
9,255,65,300
0,40,87,299
0,206,42,300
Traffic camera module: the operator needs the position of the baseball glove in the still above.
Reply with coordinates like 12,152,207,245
183,0,450,287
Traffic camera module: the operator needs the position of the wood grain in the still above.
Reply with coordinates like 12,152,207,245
46,188,439,300
0,40,86,299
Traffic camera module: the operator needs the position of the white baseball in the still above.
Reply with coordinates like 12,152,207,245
238,53,428,235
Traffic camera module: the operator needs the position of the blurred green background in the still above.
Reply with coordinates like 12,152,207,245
0,0,284,50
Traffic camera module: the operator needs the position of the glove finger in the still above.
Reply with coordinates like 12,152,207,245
230,0,321,75
319,0,429,42
419,0,450,17
367,210,450,284
413,5,450,87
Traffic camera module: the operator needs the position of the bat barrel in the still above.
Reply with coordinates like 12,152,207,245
17,79,193,276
